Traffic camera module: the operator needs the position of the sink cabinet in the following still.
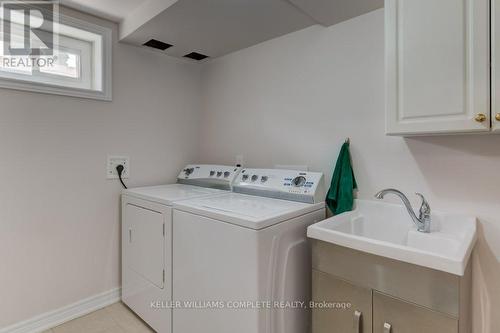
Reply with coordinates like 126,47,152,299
311,240,471,333
373,292,457,333
312,270,372,333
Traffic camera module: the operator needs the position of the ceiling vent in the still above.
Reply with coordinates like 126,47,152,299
143,39,172,51
184,52,209,61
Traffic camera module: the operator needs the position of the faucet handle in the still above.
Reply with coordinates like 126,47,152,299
415,193,430,217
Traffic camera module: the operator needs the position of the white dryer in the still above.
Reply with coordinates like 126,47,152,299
172,168,326,333
121,164,241,333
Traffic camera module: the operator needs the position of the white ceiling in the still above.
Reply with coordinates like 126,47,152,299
61,0,147,22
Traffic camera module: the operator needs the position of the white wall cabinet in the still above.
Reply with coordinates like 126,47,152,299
493,0,500,132
385,0,491,136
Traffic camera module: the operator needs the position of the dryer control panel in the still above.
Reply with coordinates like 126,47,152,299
177,164,242,190
233,168,325,204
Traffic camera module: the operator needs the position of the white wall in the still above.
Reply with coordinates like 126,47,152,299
0,8,202,328
2,6,499,333
199,9,500,333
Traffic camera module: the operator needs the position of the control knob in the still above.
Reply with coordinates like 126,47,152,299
216,171,223,177
224,171,230,178
251,175,259,182
292,176,306,187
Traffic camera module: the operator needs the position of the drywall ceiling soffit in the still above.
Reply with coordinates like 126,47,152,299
287,0,384,26
82,0,386,60
119,0,317,59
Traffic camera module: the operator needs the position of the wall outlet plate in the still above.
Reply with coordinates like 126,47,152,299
107,155,130,179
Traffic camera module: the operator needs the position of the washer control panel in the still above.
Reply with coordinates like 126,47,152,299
177,164,242,190
233,168,325,204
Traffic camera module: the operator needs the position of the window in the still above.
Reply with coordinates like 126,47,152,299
0,5,112,100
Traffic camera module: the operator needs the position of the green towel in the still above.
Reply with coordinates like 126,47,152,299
325,142,357,215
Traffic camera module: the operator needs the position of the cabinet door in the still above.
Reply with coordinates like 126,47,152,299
386,0,490,135
373,291,458,333
312,270,372,333
493,0,500,131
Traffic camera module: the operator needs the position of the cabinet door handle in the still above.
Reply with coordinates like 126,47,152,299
474,113,487,123
353,310,362,333
129,228,132,243
383,322,392,333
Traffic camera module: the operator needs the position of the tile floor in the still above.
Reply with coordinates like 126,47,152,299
42,302,154,333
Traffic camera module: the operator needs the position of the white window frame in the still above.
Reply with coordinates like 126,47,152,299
0,7,112,101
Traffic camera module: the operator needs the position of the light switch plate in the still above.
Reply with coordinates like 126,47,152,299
107,155,130,179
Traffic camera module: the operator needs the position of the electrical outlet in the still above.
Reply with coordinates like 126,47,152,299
107,155,130,179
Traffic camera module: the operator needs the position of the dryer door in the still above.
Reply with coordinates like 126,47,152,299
125,203,165,289
122,195,172,333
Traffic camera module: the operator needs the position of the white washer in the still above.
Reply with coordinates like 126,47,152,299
172,168,326,333
121,164,241,333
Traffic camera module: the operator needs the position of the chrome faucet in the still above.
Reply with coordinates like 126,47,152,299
374,189,431,233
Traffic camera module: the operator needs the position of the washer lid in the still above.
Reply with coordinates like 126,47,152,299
173,193,325,230
122,184,226,206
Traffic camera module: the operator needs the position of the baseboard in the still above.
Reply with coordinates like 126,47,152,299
0,288,121,333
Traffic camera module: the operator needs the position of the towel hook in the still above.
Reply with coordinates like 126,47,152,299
345,137,350,144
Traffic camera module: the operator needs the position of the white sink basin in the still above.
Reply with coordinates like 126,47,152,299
307,200,477,275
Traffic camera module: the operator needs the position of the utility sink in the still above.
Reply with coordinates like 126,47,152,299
307,200,477,275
